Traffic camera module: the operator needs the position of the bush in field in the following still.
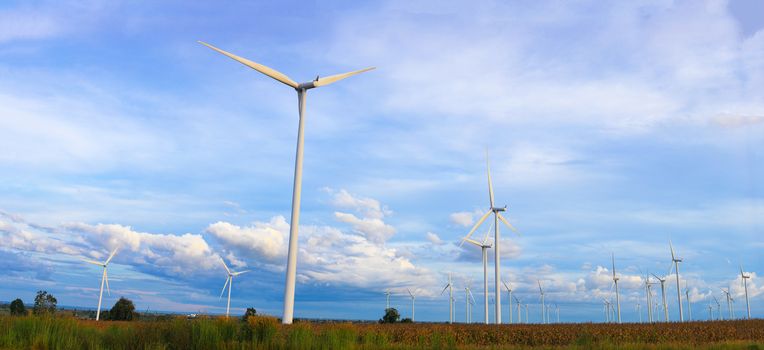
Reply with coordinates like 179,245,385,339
32,290,57,315
109,297,136,321
9,299,26,316
242,307,257,320
379,307,400,323
401,317,413,323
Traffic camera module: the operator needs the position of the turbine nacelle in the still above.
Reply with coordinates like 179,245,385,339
492,206,507,212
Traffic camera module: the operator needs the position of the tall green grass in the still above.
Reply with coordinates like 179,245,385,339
0,315,762,350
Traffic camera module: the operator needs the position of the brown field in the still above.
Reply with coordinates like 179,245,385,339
1,315,763,349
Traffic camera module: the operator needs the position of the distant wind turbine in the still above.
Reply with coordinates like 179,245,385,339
603,299,612,323
407,289,416,322
685,285,692,321
219,258,250,318
502,281,513,324
464,151,520,324
198,41,375,324
611,253,622,323
461,221,493,324
82,247,118,321
669,241,684,321
385,290,392,310
514,296,522,324
740,265,751,319
538,280,545,324
713,295,722,320
441,273,454,324
721,288,734,320
652,273,669,322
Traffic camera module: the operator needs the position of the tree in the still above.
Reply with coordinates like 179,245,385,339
242,307,257,320
10,299,26,316
33,290,57,315
379,307,400,324
109,297,136,321
400,317,413,323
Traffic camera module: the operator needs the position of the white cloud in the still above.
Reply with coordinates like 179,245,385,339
425,232,444,245
334,212,396,244
449,211,475,227
205,217,289,262
326,188,391,219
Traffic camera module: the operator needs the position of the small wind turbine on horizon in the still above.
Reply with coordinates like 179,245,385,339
385,290,392,310
721,288,734,320
740,265,752,319
603,299,612,323
669,241,684,321
502,281,513,324
82,247,118,321
441,273,454,324
538,280,546,324
219,258,250,318
685,285,692,321
713,295,722,320
463,151,520,324
514,295,522,324
611,253,622,323
407,288,416,322
652,272,669,322
198,41,375,325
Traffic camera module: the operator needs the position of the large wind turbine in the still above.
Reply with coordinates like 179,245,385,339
82,248,118,321
669,241,683,321
199,41,374,324
740,265,751,319
440,273,454,323
220,258,250,318
611,253,622,323
538,280,545,324
407,289,416,322
461,222,493,324
652,273,669,322
463,152,519,324
502,281,513,324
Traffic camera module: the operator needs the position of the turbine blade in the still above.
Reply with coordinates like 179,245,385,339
441,284,450,295
220,277,230,299
407,288,413,298
82,258,104,266
313,67,375,87
220,258,231,275
669,240,676,261
462,238,483,247
611,253,616,278
502,281,510,291
104,268,111,297
198,41,299,88
497,213,519,234
105,248,119,265
232,270,250,276
459,210,492,247
486,150,495,208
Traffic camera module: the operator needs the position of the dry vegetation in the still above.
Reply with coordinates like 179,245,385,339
1,315,763,349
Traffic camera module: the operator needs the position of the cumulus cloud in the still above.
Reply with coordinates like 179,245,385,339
325,188,397,244
449,211,475,227
425,231,444,245
327,188,391,219
206,216,289,262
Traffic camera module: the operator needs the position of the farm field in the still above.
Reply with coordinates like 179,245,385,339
1,316,763,350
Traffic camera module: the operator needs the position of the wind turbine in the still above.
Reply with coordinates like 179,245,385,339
555,304,560,323
652,273,669,322
684,285,692,321
721,288,734,320
465,286,475,323
440,273,454,324
524,303,529,323
603,299,612,323
502,281,513,324
82,247,118,321
538,280,546,324
219,258,250,318
199,41,374,324
385,290,392,310
461,221,493,324
611,253,622,323
713,295,721,320
645,273,654,322
707,302,713,320
463,152,520,324
636,303,642,323
407,289,416,322
669,241,683,321
740,265,751,319
514,296,522,324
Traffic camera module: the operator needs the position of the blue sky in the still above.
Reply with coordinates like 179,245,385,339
1,0,763,323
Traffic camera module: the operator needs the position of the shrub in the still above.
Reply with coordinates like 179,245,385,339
32,290,57,315
109,297,136,321
242,307,257,321
9,299,26,316
379,308,400,324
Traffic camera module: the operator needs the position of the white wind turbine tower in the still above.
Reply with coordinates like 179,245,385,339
82,247,118,321
555,304,560,323
652,273,669,322
644,272,655,322
603,299,612,323
440,273,454,324
669,241,683,321
199,42,374,324
637,303,642,323
721,288,734,320
684,281,692,321
465,286,475,323
461,221,494,324
407,289,416,322
385,290,392,310
740,265,751,319
707,302,714,320
713,295,722,320
502,281,513,324
514,296,522,324
538,280,546,324
611,253,622,323
463,152,520,324
219,258,250,318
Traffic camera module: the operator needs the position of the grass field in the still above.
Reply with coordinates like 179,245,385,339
1,315,763,349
